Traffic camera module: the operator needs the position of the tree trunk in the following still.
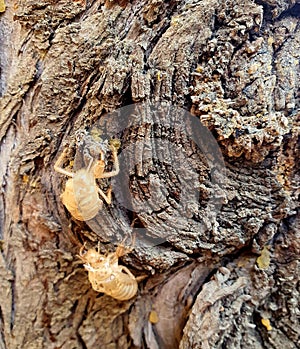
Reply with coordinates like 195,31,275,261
0,0,299,348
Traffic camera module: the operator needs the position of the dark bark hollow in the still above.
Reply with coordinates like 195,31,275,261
75,103,226,250
0,0,299,348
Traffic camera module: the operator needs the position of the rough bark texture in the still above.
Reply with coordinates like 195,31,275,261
0,0,299,348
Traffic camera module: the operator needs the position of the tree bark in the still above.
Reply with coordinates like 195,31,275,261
0,0,299,348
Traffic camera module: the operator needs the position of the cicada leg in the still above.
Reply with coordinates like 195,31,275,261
54,148,74,178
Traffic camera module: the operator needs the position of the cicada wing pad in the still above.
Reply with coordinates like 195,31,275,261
71,170,103,221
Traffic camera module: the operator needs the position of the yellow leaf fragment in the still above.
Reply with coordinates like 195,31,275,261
257,246,271,269
90,127,103,142
195,66,203,73
109,138,121,151
171,15,180,26
149,310,159,324
22,174,29,183
261,318,272,331
267,37,274,46
0,0,5,13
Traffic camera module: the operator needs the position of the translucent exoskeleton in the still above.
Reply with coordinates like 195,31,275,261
54,144,119,221
79,242,138,301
